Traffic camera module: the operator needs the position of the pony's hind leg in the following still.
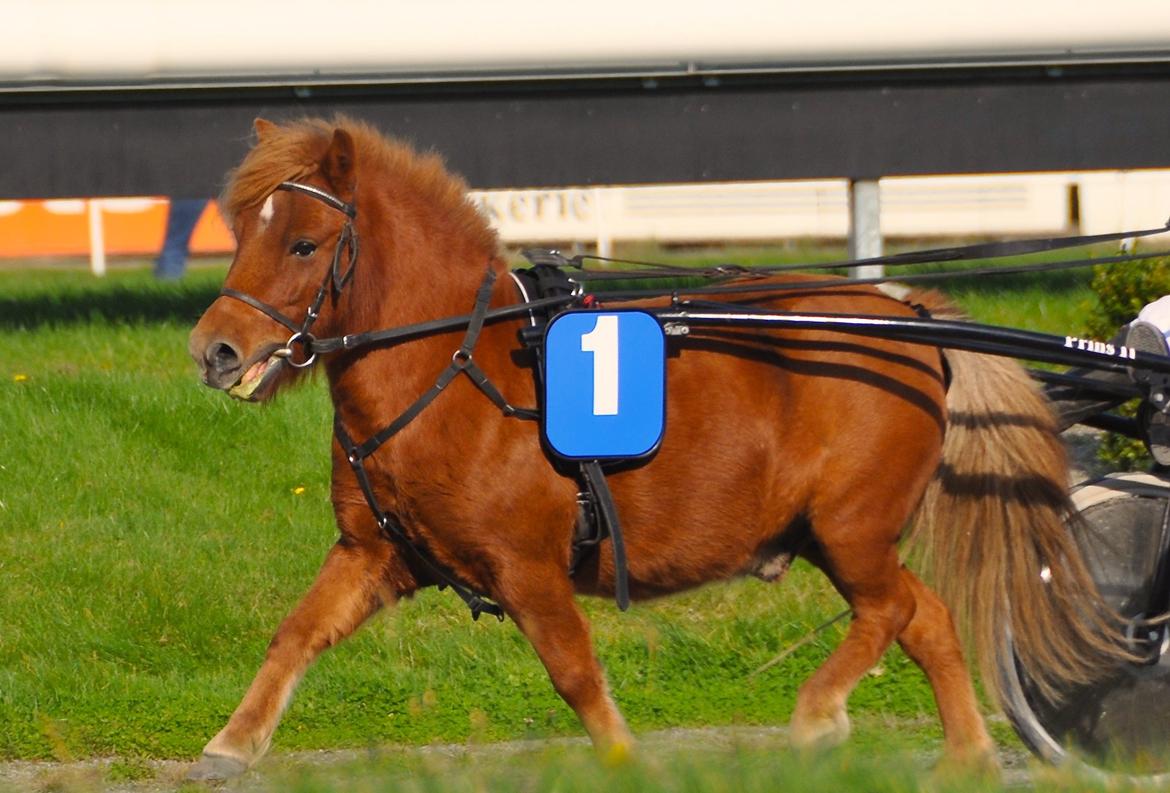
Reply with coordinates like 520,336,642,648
790,531,996,769
895,569,995,767
789,541,916,751
186,537,397,781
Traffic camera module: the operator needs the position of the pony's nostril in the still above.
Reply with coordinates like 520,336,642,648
208,341,242,375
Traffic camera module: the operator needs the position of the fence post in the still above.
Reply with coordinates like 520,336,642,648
592,187,613,258
847,179,882,279
87,199,107,277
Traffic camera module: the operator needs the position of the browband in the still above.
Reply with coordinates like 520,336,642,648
276,181,356,218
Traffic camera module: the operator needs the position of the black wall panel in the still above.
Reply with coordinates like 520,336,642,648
2,65,1169,198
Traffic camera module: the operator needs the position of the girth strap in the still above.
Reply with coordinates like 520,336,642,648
510,266,631,613
580,461,630,611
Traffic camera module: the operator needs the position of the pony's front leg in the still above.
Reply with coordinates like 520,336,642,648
186,534,399,781
501,566,634,762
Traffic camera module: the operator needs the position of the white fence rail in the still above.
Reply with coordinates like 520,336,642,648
472,170,1170,256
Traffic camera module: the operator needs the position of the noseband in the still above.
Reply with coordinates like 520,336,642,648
219,181,360,368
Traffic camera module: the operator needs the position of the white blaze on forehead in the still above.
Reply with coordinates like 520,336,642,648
259,194,275,227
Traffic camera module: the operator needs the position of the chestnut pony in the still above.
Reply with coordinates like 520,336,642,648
187,117,1119,779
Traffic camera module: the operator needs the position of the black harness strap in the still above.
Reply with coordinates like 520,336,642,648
218,181,705,619
335,266,545,621
218,180,529,622
348,268,538,458
511,265,632,612
309,295,573,355
580,461,631,611
351,363,465,459
334,418,503,622
449,270,540,421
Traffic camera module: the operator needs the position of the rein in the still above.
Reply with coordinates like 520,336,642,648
220,180,573,360
221,183,1168,624
545,219,1170,283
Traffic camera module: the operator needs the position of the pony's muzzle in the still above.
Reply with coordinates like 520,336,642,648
200,340,243,388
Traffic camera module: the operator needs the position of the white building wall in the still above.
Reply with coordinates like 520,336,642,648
5,1,1169,88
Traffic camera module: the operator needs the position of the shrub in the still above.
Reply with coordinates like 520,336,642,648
1085,255,1170,469
1085,256,1170,339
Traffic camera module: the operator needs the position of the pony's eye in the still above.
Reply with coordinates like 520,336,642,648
290,240,317,258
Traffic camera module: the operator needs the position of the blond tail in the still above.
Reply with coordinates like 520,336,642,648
907,308,1131,705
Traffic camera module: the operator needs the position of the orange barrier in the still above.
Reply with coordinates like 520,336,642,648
0,198,234,258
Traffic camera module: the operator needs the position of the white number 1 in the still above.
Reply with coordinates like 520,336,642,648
581,315,619,415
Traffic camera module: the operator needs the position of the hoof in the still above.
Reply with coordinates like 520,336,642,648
185,752,249,783
789,708,851,752
935,747,1002,785
600,740,634,767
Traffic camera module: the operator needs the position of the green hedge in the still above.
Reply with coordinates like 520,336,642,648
1086,255,1170,469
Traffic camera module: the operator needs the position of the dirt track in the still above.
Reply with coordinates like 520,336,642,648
0,725,1037,792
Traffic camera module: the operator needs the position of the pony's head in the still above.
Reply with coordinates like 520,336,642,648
191,116,501,402
189,118,359,401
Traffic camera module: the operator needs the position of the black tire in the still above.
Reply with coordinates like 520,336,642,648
1000,472,1170,780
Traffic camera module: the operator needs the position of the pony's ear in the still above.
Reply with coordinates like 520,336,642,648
253,118,278,142
322,128,356,202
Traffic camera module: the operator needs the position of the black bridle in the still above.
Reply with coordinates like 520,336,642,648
219,181,360,369
219,180,574,363
217,180,582,622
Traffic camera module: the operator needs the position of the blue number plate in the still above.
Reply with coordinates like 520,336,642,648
543,310,666,460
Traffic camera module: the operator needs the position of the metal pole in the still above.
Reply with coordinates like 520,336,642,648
592,187,613,259
847,179,882,280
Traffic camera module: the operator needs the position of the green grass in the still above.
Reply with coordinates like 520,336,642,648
0,250,1105,785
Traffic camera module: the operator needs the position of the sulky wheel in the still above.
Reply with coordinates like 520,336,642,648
1000,472,1170,780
